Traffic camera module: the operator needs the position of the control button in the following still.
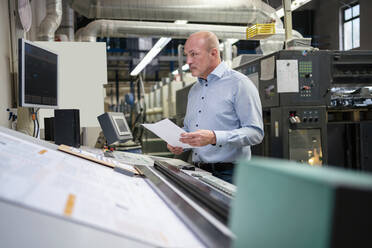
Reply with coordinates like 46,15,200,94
303,117,307,122
308,118,313,122
314,118,318,122
195,153,197,156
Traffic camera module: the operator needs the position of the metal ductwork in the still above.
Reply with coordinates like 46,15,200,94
75,20,304,55
72,0,306,55
69,0,282,27
259,29,304,54
56,0,75,41
38,0,63,41
76,20,250,41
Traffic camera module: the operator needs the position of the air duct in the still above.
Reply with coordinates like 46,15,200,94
76,20,290,42
76,20,248,41
56,0,74,41
69,0,281,27
38,0,62,41
75,20,305,55
72,0,306,54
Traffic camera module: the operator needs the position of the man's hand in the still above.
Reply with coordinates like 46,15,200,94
179,130,216,147
167,144,184,155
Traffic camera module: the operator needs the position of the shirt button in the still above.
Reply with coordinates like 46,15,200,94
196,124,198,127
195,153,197,156
206,84,208,87
219,145,222,147
201,97,204,100
198,110,201,113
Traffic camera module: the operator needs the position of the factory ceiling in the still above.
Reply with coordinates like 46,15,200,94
71,0,314,82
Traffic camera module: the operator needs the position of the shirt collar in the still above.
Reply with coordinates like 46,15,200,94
197,61,228,84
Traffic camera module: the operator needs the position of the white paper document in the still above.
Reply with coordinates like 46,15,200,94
142,119,194,148
0,130,203,248
276,59,299,93
260,55,275,81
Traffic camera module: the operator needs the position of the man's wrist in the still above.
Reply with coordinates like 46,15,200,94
211,130,216,145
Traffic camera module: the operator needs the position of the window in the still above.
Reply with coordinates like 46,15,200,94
342,2,360,50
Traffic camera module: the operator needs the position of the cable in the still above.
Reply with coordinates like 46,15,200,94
31,108,36,137
35,108,40,138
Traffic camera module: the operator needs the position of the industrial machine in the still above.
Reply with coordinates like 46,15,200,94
270,106,327,165
234,50,372,170
235,50,372,108
1,127,372,248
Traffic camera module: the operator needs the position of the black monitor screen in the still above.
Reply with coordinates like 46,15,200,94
115,118,128,133
19,39,58,108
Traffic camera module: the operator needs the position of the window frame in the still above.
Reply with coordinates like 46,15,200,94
341,1,360,50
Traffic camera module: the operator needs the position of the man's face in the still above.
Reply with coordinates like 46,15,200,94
184,36,213,79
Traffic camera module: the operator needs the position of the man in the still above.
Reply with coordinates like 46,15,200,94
167,31,264,183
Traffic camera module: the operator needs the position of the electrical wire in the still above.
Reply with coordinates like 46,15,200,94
35,108,40,138
31,108,36,137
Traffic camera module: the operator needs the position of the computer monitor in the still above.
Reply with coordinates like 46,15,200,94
18,39,58,108
97,112,133,145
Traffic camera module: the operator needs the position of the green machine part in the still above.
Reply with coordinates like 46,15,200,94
229,157,372,248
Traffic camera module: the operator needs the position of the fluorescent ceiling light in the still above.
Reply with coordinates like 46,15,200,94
275,0,312,18
174,20,188,24
130,20,188,77
130,37,171,76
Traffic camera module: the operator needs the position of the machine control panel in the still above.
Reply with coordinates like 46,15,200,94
299,61,314,98
302,110,320,123
288,109,321,125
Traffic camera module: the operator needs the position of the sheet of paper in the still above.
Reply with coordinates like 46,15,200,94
276,59,299,93
0,130,203,248
260,55,275,81
142,119,194,148
112,151,154,167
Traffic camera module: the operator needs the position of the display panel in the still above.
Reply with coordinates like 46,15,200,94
18,39,58,108
98,112,133,144
112,115,130,136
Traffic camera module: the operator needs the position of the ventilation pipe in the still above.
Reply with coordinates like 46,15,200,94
38,0,62,41
69,0,282,27
76,20,246,41
75,20,292,41
56,0,74,41
72,0,306,54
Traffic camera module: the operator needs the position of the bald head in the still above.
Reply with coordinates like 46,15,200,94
184,31,221,79
187,31,220,53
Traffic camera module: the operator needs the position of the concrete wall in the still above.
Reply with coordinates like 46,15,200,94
313,0,372,50
0,1,12,128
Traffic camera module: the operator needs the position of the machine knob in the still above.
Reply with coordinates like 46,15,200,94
289,116,297,124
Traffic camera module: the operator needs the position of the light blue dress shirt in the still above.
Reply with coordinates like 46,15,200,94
183,61,264,163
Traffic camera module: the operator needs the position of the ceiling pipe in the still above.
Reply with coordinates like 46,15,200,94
71,0,300,54
38,0,63,41
69,0,282,28
75,20,297,42
56,0,75,41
